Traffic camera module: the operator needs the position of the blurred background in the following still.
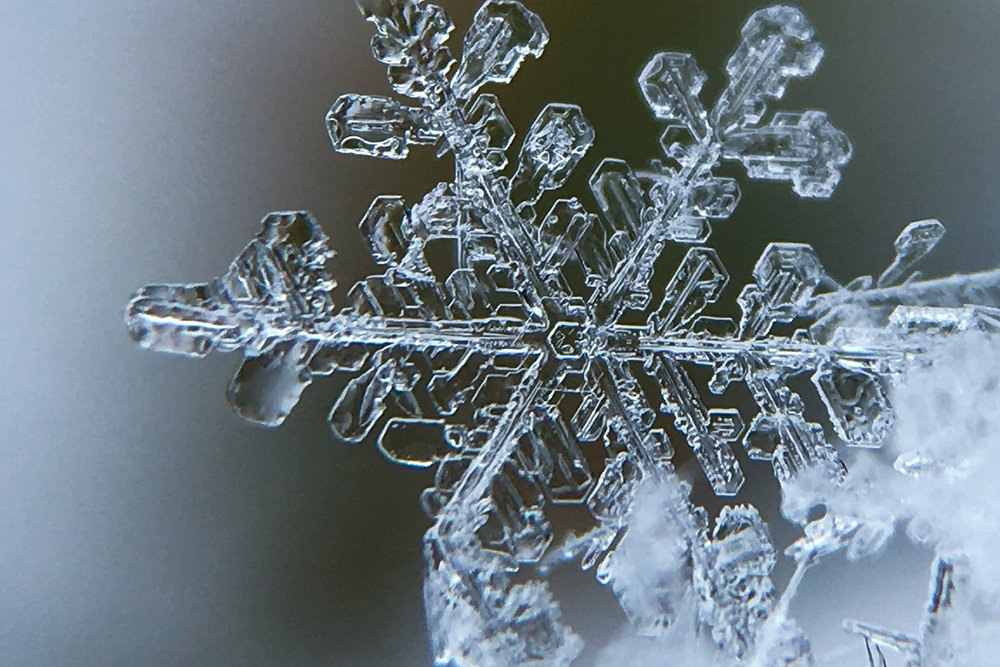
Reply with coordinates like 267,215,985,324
3,0,1000,664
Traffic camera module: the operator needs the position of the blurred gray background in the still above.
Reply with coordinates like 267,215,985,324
3,0,1000,664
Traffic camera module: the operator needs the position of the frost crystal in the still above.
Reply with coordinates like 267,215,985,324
126,2,1000,664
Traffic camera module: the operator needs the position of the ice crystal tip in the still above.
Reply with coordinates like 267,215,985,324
126,1,1000,664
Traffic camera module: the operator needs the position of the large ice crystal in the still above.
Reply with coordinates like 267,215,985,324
126,2,1000,664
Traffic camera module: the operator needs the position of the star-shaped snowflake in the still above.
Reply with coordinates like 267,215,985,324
126,2,1000,664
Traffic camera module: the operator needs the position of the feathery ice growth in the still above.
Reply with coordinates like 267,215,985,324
126,1,1000,664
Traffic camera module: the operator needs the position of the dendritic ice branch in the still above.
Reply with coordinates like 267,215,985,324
125,2,1000,665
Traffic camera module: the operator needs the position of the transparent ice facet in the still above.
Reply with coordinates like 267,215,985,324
739,242,825,338
878,218,946,287
327,94,441,159
722,110,852,197
510,104,595,216
812,363,893,447
451,0,548,101
713,5,823,133
650,247,729,333
638,52,708,137
127,211,336,361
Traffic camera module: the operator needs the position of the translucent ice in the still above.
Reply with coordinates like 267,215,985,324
126,2,1000,664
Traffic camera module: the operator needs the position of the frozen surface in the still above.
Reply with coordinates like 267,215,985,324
126,1,1000,664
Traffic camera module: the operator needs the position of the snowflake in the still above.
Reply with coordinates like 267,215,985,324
125,2,1000,664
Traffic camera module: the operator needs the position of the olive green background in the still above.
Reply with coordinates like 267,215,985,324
4,1,1000,664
